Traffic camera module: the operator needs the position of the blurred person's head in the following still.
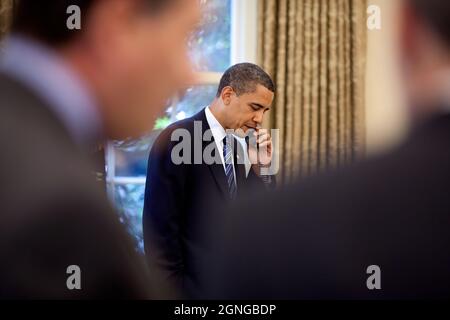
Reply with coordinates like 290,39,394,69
11,0,200,139
400,0,450,119
211,63,275,134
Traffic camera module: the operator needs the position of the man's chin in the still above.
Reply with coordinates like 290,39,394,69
234,126,249,138
234,126,256,138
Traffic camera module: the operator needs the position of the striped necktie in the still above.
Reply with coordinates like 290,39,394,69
223,135,237,200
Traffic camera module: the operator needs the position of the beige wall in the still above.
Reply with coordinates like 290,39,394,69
365,0,409,154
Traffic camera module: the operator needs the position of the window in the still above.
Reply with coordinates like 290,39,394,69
105,0,257,250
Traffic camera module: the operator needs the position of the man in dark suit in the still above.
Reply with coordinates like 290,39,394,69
0,0,200,298
143,63,277,299
202,0,450,299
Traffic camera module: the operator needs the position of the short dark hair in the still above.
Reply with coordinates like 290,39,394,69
410,0,450,46
216,63,275,98
11,0,176,47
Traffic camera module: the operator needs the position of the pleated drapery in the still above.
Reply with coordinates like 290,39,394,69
258,0,367,183
0,0,13,42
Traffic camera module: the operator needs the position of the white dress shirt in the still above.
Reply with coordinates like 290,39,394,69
204,106,237,183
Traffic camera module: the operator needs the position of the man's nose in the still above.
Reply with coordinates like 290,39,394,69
253,110,265,124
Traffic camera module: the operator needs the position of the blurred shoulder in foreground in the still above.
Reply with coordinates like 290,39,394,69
0,0,200,299
204,112,450,299
0,73,151,299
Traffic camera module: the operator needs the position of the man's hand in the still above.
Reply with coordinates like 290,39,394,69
248,128,273,175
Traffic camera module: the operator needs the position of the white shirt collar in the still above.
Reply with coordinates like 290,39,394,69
204,106,251,176
205,106,227,144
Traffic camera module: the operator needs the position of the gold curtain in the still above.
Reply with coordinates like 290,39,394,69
259,0,367,183
0,0,13,41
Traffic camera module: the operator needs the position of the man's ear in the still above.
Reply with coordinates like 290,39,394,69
220,86,235,105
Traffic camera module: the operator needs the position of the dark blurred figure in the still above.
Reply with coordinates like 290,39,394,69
203,0,450,299
143,63,276,299
0,0,199,299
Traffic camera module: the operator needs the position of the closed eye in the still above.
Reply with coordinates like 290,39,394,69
249,103,266,111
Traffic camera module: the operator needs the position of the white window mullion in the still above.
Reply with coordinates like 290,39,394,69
231,0,258,64
105,142,116,201
109,177,147,185
195,72,223,85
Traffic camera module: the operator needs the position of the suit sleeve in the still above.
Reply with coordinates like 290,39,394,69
247,165,277,191
143,129,187,299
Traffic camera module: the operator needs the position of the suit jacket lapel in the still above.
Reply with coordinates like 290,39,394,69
195,108,229,198
234,137,247,191
209,160,229,199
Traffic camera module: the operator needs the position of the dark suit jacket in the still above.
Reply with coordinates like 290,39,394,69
0,73,151,299
203,111,450,299
143,108,272,299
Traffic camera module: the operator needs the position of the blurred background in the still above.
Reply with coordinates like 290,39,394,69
0,0,410,250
